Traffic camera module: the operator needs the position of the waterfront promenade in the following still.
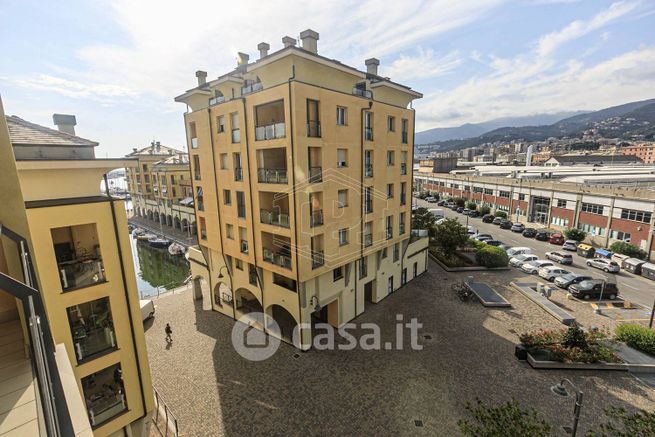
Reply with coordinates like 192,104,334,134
129,216,198,247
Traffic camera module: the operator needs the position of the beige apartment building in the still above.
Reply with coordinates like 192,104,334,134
125,142,196,234
0,106,154,436
175,30,429,349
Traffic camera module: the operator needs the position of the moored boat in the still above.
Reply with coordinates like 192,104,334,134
168,242,186,256
132,228,145,238
148,237,172,248
136,233,156,241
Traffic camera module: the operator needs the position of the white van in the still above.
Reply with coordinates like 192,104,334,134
429,208,445,219
139,299,155,321
506,247,533,257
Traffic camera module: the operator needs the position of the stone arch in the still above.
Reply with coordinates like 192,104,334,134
190,221,197,235
166,214,173,227
213,282,231,307
146,209,153,220
181,218,189,233
234,288,263,320
192,275,209,301
159,212,166,224
173,216,181,230
266,304,298,342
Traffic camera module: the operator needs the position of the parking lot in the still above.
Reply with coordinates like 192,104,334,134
415,197,655,310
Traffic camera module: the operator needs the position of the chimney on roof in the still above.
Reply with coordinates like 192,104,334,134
195,70,207,86
132,147,137,153
52,114,76,136
257,42,270,59
237,52,250,66
300,29,319,53
365,58,380,76
282,36,296,48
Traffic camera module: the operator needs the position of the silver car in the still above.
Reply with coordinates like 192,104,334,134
586,258,620,273
509,254,538,268
538,266,571,282
521,260,554,274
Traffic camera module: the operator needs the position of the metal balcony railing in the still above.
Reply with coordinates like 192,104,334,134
310,209,324,227
307,121,321,137
352,87,372,98
241,82,263,95
364,201,373,214
231,129,241,143
364,164,373,178
197,201,204,212
260,209,290,228
400,194,406,205
386,227,393,240
58,258,105,291
263,249,292,270
309,166,322,183
234,167,243,181
200,230,207,240
364,127,374,141
257,168,288,184
312,251,325,269
363,233,373,247
255,122,286,141
399,223,406,235
194,172,201,181
400,163,407,175
401,131,408,144
209,95,225,106
237,205,246,218
240,240,249,254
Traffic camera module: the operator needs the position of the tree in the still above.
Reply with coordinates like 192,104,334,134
564,228,587,242
479,205,491,216
588,407,655,437
610,241,647,260
432,218,469,256
453,197,466,207
458,399,551,437
494,211,507,219
466,202,477,211
475,245,509,267
412,207,436,232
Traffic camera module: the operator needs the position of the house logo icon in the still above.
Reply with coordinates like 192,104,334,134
231,312,280,361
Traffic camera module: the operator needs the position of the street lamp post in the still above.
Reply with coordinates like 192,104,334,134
594,278,606,315
551,378,584,436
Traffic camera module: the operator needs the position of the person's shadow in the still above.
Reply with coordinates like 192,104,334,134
165,340,173,350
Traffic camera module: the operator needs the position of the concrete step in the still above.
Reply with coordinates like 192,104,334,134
0,400,38,436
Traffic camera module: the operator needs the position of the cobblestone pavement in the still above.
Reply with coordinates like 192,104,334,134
145,260,655,437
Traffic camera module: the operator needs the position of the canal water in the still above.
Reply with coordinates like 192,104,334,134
129,235,190,298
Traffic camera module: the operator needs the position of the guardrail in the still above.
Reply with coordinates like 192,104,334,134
153,387,179,437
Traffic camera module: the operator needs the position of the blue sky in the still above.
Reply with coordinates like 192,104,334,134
1,0,654,156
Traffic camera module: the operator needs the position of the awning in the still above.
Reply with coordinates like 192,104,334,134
595,249,612,257
179,197,194,206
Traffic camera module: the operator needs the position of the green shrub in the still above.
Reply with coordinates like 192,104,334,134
589,406,655,437
493,211,507,219
433,218,469,255
466,202,477,210
475,245,509,268
564,227,587,242
615,324,655,356
458,398,551,437
562,323,588,350
453,197,466,207
610,241,647,260
479,205,491,216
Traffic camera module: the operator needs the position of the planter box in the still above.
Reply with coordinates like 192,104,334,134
526,352,627,371
515,344,528,361
429,252,510,272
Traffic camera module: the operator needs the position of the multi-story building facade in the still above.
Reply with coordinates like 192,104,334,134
415,171,655,260
175,30,428,349
621,143,655,164
125,142,196,234
0,107,154,436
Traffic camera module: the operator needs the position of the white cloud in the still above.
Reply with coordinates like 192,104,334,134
536,1,640,57
6,74,138,101
383,48,462,81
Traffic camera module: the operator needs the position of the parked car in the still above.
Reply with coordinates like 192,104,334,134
498,243,512,251
456,207,465,213
538,266,572,282
521,260,554,274
535,230,551,241
562,240,578,251
554,273,593,290
429,208,445,219
473,233,494,241
139,299,156,321
549,233,565,245
586,258,620,273
569,280,619,300
484,240,504,247
436,200,447,206
509,253,538,268
450,204,459,211
462,208,471,215
482,214,495,223
468,210,480,218
499,220,513,230
511,223,525,233
545,251,574,265
425,196,437,203
492,217,503,225
506,247,533,257
522,228,537,238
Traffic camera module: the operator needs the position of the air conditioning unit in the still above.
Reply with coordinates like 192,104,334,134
337,161,346,167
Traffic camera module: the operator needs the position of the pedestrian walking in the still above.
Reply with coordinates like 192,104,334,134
165,323,173,343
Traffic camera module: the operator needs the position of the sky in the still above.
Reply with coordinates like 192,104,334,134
1,0,654,157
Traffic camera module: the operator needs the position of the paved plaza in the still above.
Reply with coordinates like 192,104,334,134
144,261,655,436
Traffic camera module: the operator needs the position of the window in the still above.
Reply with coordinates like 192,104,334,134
364,187,373,213
387,116,395,132
199,217,207,239
551,216,569,227
388,276,394,293
578,223,605,236
386,216,393,240
67,297,116,362
473,187,483,193
338,189,348,208
193,155,201,180
400,151,408,175
381,247,388,259
337,148,348,167
196,186,204,211
358,257,367,279
333,267,344,281
518,193,525,201
51,224,104,291
399,212,406,235
235,259,243,270
393,243,400,262
387,150,395,166
499,191,511,199
249,264,257,286
236,191,246,218
233,153,243,181
307,99,321,137
339,228,348,246
226,224,234,239
81,363,127,427
484,188,493,195
610,230,631,242
364,150,373,177
223,189,231,205
620,209,651,223
189,122,197,148
387,183,394,199
220,153,229,170
581,203,604,215
217,115,225,133
400,182,407,205
557,199,567,208
401,119,408,143
364,111,373,141
336,106,347,126
230,112,240,143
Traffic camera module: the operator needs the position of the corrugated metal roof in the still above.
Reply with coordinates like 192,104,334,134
6,115,98,147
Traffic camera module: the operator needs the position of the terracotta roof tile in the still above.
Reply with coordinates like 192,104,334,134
6,115,98,147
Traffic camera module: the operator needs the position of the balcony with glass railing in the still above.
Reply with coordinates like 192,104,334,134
241,81,263,95
364,164,373,178
263,248,292,270
363,233,373,247
307,121,321,138
234,167,243,181
352,87,372,99
309,166,322,183
364,127,374,141
310,209,324,227
257,168,288,184
209,95,225,106
255,122,286,141
400,162,407,175
262,232,292,270
53,224,106,292
260,209,290,228
311,251,325,269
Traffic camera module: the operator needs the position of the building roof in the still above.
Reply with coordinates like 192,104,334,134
6,115,98,147
126,142,185,157
548,154,643,164
152,153,189,168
